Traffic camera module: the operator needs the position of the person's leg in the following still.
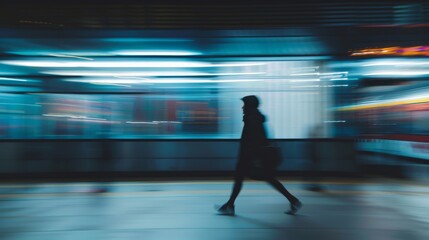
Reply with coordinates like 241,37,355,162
266,177,298,203
266,177,302,214
216,175,244,215
226,175,244,206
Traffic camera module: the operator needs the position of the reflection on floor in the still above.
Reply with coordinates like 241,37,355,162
0,179,428,240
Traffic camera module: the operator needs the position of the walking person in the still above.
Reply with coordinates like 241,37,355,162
216,95,302,216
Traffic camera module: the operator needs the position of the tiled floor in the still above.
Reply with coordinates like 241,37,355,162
0,179,427,240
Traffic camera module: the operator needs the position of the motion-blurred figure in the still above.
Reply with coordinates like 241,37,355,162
91,139,114,193
85,131,114,193
306,123,324,191
216,95,302,216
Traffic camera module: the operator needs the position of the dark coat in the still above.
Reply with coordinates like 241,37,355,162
236,109,269,173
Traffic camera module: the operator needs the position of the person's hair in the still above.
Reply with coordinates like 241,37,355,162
241,95,259,108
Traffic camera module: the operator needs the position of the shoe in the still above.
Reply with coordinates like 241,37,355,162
286,200,302,215
215,203,235,216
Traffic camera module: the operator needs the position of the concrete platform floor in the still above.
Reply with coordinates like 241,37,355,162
0,178,428,240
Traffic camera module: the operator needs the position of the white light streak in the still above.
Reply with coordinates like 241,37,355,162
2,61,266,68
290,72,320,76
43,114,84,118
289,78,320,82
126,121,158,125
325,84,349,87
362,60,429,67
153,121,181,124
46,71,265,77
112,50,202,56
290,85,321,88
0,77,28,82
365,71,429,76
68,119,121,124
215,62,266,67
290,71,348,77
8,51,201,57
290,84,349,88
65,78,263,84
43,114,106,121
320,72,348,76
48,54,93,61
91,83,132,87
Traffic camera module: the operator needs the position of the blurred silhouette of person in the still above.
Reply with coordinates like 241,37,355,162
216,95,302,216
91,139,114,193
306,124,324,191
85,129,114,193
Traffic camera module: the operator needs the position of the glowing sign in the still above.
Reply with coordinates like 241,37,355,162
351,46,429,56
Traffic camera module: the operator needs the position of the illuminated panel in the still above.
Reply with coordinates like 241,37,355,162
351,46,429,56
337,96,429,111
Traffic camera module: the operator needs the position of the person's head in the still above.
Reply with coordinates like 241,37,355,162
241,95,259,113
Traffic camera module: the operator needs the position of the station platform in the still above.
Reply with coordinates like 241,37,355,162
0,178,428,240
